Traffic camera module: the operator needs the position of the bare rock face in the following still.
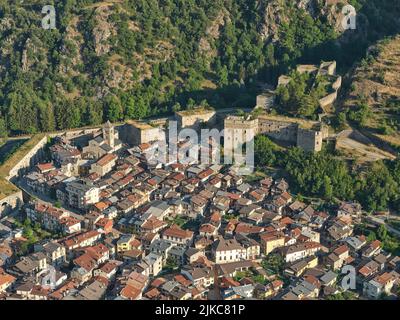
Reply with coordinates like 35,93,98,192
93,6,116,56
297,0,314,13
60,16,84,73
199,9,231,58
106,56,134,89
259,1,288,42
22,38,38,72
258,0,349,42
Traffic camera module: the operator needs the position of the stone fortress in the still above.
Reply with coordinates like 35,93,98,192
224,61,341,152
225,114,329,153
256,61,342,113
120,120,166,146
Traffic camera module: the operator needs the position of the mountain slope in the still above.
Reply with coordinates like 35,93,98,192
341,36,400,150
0,0,398,136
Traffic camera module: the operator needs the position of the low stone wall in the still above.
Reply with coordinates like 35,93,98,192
47,127,102,140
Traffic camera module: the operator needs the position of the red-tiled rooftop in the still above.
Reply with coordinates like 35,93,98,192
163,225,193,239
96,153,117,167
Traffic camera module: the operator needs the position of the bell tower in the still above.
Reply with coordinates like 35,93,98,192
103,121,115,148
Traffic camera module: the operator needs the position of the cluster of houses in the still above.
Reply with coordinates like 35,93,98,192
0,121,399,301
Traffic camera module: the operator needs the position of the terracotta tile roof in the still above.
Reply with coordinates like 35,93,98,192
199,224,216,234
198,168,214,179
37,163,55,172
260,232,285,242
169,172,185,181
285,241,322,254
333,244,349,256
280,217,294,225
291,228,302,238
99,261,119,274
210,212,221,223
141,217,168,231
96,153,117,167
163,225,194,239
174,274,192,287
74,253,97,272
191,195,207,207
151,277,167,288
271,279,283,289
138,143,151,151
375,272,394,285
49,280,77,300
235,223,263,234
370,240,382,249
94,201,109,211
120,284,141,300
95,218,113,229
280,191,292,201
85,243,109,260
304,274,321,289
221,276,240,288
144,287,160,299
63,230,101,248
0,272,16,288
226,193,240,200
249,190,264,201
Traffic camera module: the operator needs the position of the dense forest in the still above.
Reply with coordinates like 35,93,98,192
0,0,399,136
255,135,400,212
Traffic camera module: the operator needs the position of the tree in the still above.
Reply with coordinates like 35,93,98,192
356,161,399,212
165,257,178,271
0,118,8,139
261,254,285,275
38,102,56,132
254,135,279,167
347,102,373,127
186,98,196,110
236,109,245,117
377,225,388,241
367,231,377,242
323,175,334,200
172,102,182,113
218,65,229,87
104,95,123,122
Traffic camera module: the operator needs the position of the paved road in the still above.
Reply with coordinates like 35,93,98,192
16,180,85,221
363,215,400,238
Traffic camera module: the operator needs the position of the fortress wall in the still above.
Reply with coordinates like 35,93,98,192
332,76,342,91
119,123,165,147
319,91,338,109
258,118,298,143
7,136,48,180
176,111,217,130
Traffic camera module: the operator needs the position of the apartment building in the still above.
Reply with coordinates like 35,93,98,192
64,181,100,210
